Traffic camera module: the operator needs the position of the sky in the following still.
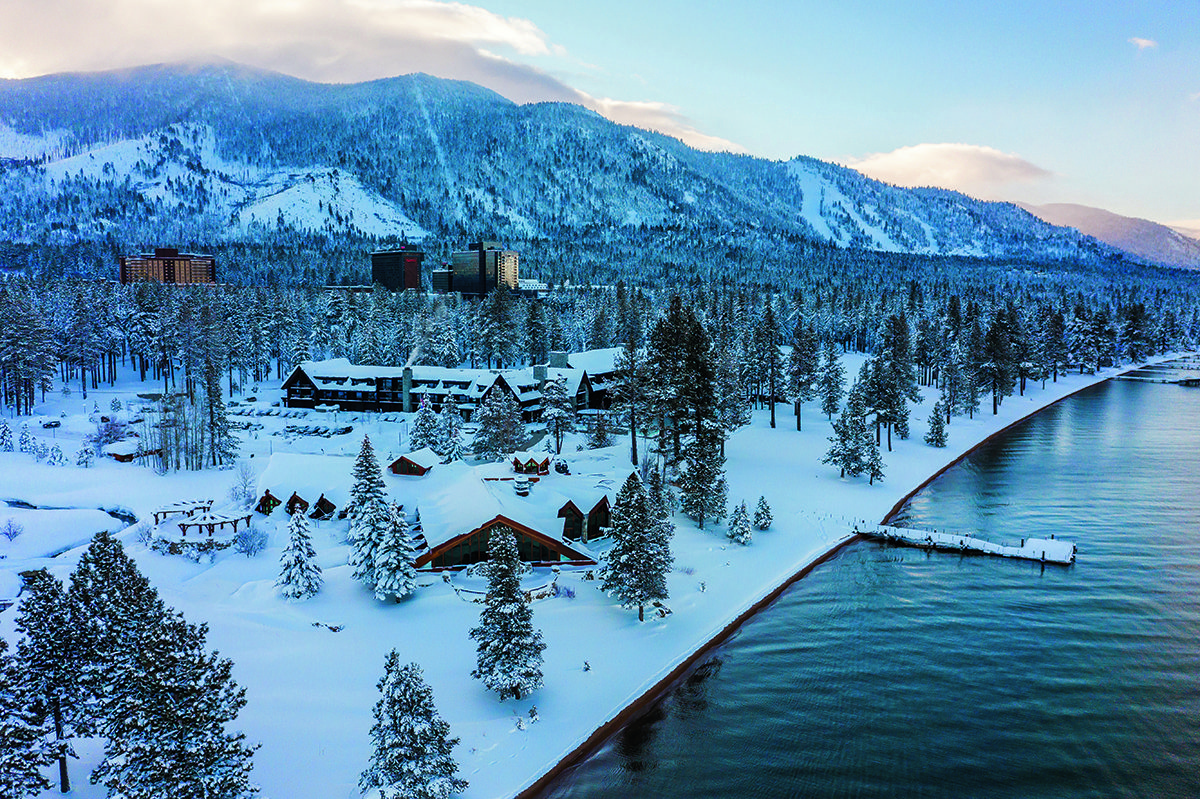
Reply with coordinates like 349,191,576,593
3,0,1198,228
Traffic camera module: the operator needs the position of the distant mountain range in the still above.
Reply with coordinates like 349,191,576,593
0,61,1148,276
1016,203,1200,271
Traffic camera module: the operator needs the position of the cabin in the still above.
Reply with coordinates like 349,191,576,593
389,447,440,477
285,492,309,516
255,489,281,515
558,495,611,543
511,451,551,476
308,494,337,521
414,515,593,570
103,438,161,463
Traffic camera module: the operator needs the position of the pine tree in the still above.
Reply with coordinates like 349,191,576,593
75,445,94,468
470,526,545,700
373,504,418,602
823,378,868,478
925,400,948,447
727,500,752,545
471,388,524,462
863,425,885,485
540,376,573,455
360,654,467,799
409,396,440,452
67,531,167,732
788,317,820,431
46,444,66,466
436,404,465,463
587,411,613,449
753,496,773,530
277,511,323,600
350,497,391,591
92,612,258,799
0,420,12,451
18,423,32,454
14,569,79,793
818,341,845,420
600,472,674,622
678,419,727,528
0,637,54,799
110,398,123,414
205,354,239,467
346,435,387,523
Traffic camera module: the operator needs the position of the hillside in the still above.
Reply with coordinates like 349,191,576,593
0,61,1118,280
1017,202,1200,271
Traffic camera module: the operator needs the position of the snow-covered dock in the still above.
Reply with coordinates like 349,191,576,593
858,524,1076,565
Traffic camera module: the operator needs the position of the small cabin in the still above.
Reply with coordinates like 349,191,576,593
285,492,309,516
558,495,611,543
512,451,551,476
255,489,281,516
389,447,440,477
308,494,336,521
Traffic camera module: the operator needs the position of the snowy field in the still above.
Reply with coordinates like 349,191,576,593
0,357,1155,799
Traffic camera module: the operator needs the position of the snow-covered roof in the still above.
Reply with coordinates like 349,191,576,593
399,447,440,470
567,347,623,376
257,452,358,511
511,450,551,464
103,438,143,456
388,462,620,552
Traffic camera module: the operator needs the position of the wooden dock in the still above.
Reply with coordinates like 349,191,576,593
857,524,1076,565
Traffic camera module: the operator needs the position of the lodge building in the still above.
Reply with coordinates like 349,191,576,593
119,248,217,285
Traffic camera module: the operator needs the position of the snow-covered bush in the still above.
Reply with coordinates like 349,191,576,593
234,526,268,557
75,446,94,468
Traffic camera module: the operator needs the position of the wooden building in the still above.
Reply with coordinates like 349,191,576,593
558,495,611,544
511,451,551,475
390,447,440,476
285,492,309,516
414,515,593,570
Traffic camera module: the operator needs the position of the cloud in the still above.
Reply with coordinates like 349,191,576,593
1128,37,1158,50
1190,91,1200,102
2,0,741,152
844,143,1053,199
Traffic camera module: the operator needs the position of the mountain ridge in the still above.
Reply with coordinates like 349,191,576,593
1016,202,1200,271
0,60,1132,274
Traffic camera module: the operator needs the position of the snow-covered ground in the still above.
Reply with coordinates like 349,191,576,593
0,357,1151,799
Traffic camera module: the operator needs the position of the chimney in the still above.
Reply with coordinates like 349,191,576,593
402,367,413,413
549,351,569,369
534,364,548,385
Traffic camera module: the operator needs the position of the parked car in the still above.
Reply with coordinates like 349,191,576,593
41,420,61,429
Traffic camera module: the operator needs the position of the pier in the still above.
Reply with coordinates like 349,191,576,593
857,524,1076,565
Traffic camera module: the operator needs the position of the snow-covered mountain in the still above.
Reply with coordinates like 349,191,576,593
1015,202,1200,271
0,60,1115,265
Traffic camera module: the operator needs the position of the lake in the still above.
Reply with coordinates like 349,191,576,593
541,377,1200,799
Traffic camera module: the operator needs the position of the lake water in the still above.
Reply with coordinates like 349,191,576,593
541,378,1200,799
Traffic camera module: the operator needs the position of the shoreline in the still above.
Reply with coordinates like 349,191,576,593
515,364,1159,799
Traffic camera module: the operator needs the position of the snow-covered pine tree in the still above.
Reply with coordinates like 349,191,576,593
469,526,545,700
753,496,773,530
14,569,80,793
788,317,820,431
18,423,32,454
67,531,167,728
110,398,122,414
600,472,673,622
75,445,94,468
0,420,12,451
277,510,323,601
471,388,523,462
373,504,418,602
540,376,573,455
360,653,467,799
925,400,948,447
409,396,440,452
346,435,387,523
863,425,885,485
92,611,257,799
587,411,612,449
678,419,727,528
823,381,868,478
727,500,752,545
349,497,390,591
818,341,845,420
0,636,54,799
436,404,465,462
204,354,239,467
46,444,65,466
